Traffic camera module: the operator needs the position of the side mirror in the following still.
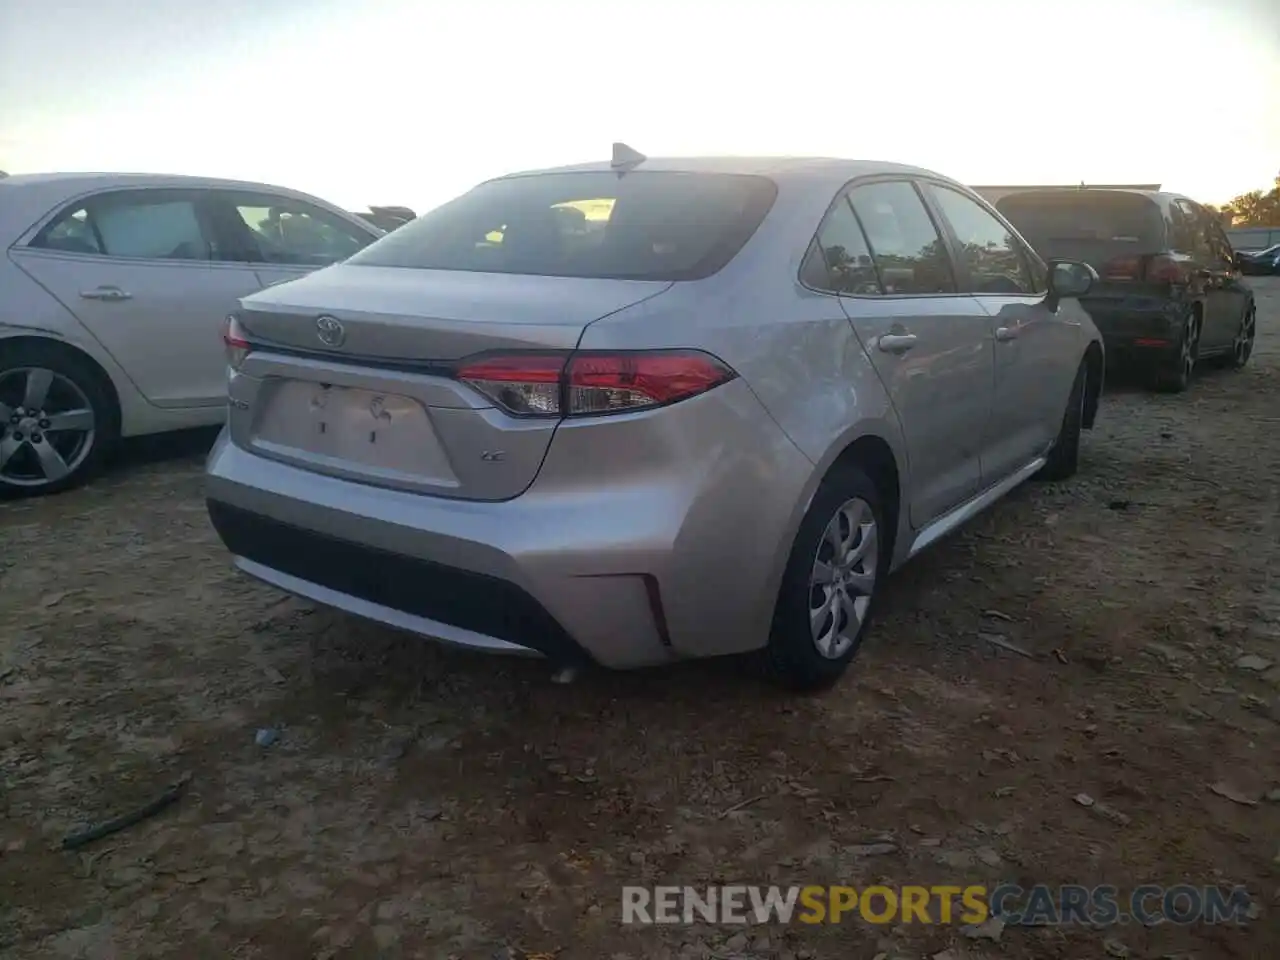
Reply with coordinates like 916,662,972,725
1045,259,1097,309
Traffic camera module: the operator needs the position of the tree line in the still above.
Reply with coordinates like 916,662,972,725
1216,172,1280,227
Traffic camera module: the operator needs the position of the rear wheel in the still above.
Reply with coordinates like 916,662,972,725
1152,313,1199,393
0,342,117,498
1229,302,1256,370
764,465,886,692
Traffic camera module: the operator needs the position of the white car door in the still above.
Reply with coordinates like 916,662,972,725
209,190,380,291
11,188,264,408
920,182,1079,483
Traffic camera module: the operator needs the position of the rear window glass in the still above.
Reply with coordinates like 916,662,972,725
996,192,1164,246
347,171,777,280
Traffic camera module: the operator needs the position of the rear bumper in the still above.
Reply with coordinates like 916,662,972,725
204,381,814,669
207,499,592,663
1081,295,1186,366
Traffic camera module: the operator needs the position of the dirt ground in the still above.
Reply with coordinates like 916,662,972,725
2,281,1279,960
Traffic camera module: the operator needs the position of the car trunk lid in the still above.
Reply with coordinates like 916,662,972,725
230,265,672,500
238,263,672,360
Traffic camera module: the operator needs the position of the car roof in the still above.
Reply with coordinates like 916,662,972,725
0,172,363,244
494,156,955,188
998,187,1188,205
0,171,317,193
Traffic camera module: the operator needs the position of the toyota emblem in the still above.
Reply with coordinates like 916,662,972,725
315,315,346,347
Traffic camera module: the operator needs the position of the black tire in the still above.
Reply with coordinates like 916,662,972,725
1228,301,1257,370
0,341,118,499
1151,312,1199,393
1036,360,1086,482
764,465,888,692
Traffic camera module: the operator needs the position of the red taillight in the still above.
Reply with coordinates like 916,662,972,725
454,350,736,418
1100,253,1185,284
1144,254,1184,284
454,354,566,417
223,314,251,370
1101,256,1142,281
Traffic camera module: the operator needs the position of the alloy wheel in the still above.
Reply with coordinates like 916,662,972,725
809,497,879,659
0,367,96,488
1234,306,1256,367
1179,320,1200,384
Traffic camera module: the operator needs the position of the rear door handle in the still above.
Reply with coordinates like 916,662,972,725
80,286,132,302
877,333,918,354
995,326,1018,342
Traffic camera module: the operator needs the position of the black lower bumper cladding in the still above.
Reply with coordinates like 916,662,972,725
206,500,591,665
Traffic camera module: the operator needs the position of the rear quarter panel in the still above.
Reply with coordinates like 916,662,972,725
0,256,163,436
576,174,911,615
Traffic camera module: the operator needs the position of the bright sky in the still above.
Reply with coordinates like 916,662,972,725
2,0,1278,213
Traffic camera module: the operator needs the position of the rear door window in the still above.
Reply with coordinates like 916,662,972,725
32,190,216,260
347,171,778,281
846,180,957,294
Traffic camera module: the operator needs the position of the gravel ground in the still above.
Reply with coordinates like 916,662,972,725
2,280,1279,960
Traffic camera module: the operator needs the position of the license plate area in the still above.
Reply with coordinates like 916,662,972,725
252,379,457,482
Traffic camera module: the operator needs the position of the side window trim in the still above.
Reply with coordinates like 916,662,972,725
801,175,965,299
842,195,887,294
903,178,963,294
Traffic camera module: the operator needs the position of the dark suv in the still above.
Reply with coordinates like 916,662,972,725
996,189,1256,392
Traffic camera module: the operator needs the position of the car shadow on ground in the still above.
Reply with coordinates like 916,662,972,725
112,425,222,471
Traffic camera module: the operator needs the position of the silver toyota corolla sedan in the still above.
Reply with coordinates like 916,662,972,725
206,149,1104,690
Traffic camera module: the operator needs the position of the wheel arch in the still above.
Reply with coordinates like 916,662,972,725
0,334,123,434
767,423,908,612
826,434,902,560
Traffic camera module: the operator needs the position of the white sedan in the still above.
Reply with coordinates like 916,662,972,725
0,173,382,496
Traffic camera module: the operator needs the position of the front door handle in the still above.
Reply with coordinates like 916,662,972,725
877,333,918,354
80,286,132,302
994,326,1019,342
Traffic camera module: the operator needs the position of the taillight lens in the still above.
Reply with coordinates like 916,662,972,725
454,350,737,418
223,314,251,370
1101,256,1142,281
1144,254,1184,284
454,354,566,416
1100,253,1186,285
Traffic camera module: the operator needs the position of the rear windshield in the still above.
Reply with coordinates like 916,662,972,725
347,171,778,281
997,192,1165,248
